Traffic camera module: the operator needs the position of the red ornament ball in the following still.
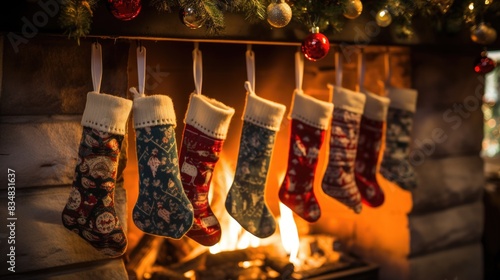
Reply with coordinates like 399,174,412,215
107,0,142,21
301,29,330,61
474,52,497,74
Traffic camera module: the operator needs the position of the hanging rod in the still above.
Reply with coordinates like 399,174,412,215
79,34,410,55
88,35,302,47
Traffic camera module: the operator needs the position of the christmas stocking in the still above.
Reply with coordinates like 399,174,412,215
132,93,194,238
321,87,365,213
279,90,333,222
354,91,390,207
62,92,132,256
179,93,235,246
225,89,286,238
380,88,419,190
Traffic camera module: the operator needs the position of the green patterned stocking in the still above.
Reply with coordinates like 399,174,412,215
225,91,286,238
132,94,194,238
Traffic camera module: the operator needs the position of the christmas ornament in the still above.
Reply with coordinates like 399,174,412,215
179,93,235,246
267,0,292,28
471,23,497,45
355,92,390,207
322,87,365,213
180,5,205,29
474,50,497,74
380,88,419,191
107,0,142,21
279,91,333,222
343,0,363,19
62,92,132,256
225,86,286,237
301,27,330,61
132,93,195,239
375,9,392,27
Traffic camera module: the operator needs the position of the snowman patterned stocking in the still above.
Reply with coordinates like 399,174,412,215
380,88,419,190
321,87,366,213
354,91,390,207
132,94,194,238
62,92,132,256
179,93,235,246
225,90,286,237
279,91,334,222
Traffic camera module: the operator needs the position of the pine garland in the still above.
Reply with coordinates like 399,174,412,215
57,0,500,43
59,0,98,44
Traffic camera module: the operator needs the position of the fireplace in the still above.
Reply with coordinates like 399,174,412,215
120,40,413,279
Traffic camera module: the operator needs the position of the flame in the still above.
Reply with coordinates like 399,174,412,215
278,202,300,265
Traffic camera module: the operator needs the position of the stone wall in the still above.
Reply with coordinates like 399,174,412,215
408,49,485,279
0,36,130,279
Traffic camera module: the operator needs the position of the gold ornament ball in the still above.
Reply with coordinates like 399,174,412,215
343,0,363,20
267,0,292,28
375,9,392,27
181,6,204,29
471,23,497,45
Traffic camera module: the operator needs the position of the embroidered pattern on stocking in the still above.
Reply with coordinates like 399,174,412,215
133,125,194,238
355,116,385,207
380,108,417,190
279,120,324,222
179,125,223,246
62,127,127,256
322,109,363,213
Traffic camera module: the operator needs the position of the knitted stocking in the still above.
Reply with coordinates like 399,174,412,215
354,92,390,207
225,90,286,238
179,93,235,246
380,88,419,190
62,92,132,256
132,94,194,238
321,87,365,213
279,90,333,222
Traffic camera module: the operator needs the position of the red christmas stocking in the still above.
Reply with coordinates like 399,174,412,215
179,93,235,246
354,91,390,207
62,92,132,256
322,87,366,213
279,90,333,222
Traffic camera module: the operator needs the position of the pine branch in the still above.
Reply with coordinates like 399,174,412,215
59,0,98,44
232,0,266,22
201,0,225,34
150,0,178,12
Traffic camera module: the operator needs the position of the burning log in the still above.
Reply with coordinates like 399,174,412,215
264,255,295,278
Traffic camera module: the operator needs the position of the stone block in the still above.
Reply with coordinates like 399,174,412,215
0,115,131,189
409,243,483,280
410,201,483,256
411,107,483,159
0,185,128,276
1,36,129,115
0,116,82,188
412,156,484,214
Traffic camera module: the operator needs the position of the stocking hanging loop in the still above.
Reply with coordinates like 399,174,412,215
193,42,203,95
357,48,366,93
295,50,304,94
246,44,256,95
136,44,146,98
91,42,102,93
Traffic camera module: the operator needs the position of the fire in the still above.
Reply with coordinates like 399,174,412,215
278,202,300,265
208,158,302,261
